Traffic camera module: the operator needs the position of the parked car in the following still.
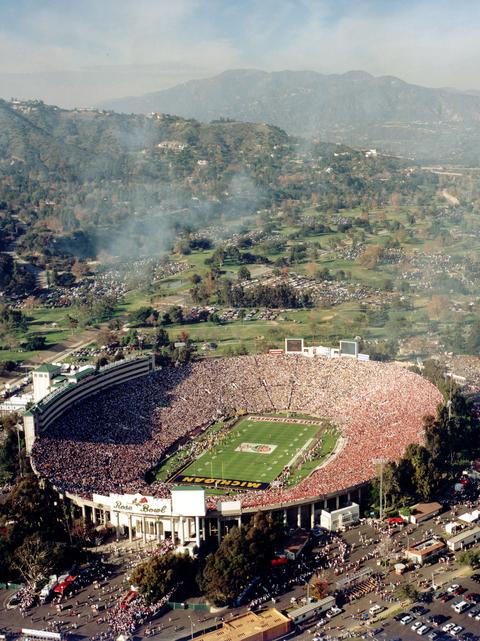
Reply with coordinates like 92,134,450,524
401,615,414,625
418,625,432,636
428,614,449,626
466,593,480,603
394,612,409,621
412,605,429,616
452,601,470,614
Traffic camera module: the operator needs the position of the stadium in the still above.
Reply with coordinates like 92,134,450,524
24,348,443,546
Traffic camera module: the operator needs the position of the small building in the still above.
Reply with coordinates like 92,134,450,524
193,609,291,641
320,503,360,532
409,502,442,525
404,538,446,565
447,526,480,552
0,393,33,415
288,596,336,624
445,521,462,535
458,510,480,524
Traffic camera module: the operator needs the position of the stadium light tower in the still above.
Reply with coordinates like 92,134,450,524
373,458,389,521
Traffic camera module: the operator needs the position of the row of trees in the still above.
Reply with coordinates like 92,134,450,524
219,282,312,309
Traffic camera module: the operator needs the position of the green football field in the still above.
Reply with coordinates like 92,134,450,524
178,416,323,484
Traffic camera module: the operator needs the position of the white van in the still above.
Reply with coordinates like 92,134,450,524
452,601,470,614
369,605,385,617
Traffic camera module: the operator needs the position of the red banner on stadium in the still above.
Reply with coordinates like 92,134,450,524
173,474,270,491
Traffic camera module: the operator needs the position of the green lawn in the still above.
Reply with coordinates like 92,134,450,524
179,416,327,485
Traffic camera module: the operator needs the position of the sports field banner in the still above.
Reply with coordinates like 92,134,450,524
173,474,270,491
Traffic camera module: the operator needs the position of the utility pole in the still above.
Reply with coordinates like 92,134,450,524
188,615,194,640
373,458,388,521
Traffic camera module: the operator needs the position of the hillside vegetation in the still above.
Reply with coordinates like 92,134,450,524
101,69,480,164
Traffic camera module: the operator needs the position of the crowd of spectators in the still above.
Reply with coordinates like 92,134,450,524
32,354,442,510
17,584,36,615
105,590,172,635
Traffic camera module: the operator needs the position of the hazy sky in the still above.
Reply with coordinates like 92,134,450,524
1,0,480,107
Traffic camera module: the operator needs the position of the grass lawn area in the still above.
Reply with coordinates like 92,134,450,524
178,415,329,485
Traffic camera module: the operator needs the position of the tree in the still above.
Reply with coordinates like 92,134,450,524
23,335,47,351
0,425,22,482
458,549,480,569
170,306,184,324
161,311,172,326
129,306,156,326
0,360,16,374
244,512,284,575
466,319,480,354
67,315,79,332
310,578,329,600
1,475,69,545
11,534,54,583
154,328,170,348
237,266,251,281
357,245,383,268
131,551,195,604
396,583,420,603
71,259,88,281
201,513,284,605
403,443,438,501
178,330,189,344
201,526,250,604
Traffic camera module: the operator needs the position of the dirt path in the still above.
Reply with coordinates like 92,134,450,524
441,189,460,205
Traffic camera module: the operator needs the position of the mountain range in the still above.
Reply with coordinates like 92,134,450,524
100,69,480,163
